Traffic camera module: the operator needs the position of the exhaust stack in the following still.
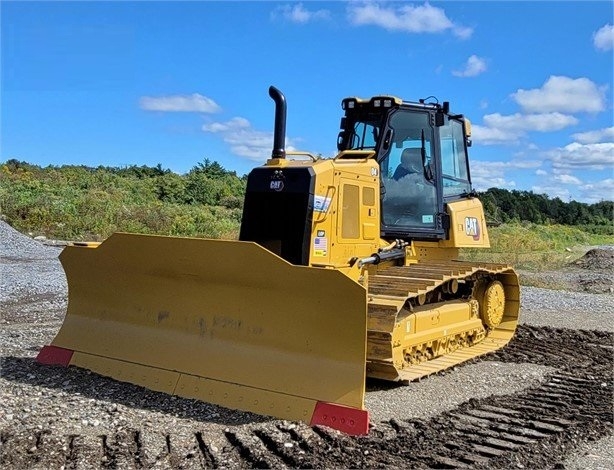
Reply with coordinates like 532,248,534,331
269,86,286,159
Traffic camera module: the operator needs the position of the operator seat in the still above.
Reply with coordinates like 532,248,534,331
393,148,423,180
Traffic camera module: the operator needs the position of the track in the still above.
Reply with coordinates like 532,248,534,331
1,325,612,469
367,260,520,382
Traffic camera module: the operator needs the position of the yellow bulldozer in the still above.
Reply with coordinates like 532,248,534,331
38,87,519,435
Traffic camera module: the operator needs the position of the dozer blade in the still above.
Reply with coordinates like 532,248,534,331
38,233,369,435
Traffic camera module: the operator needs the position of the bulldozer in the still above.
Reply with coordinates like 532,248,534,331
38,87,519,435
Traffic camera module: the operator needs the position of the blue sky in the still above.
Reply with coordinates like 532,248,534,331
2,1,613,203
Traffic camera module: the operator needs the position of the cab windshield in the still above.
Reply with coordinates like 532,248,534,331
378,109,437,230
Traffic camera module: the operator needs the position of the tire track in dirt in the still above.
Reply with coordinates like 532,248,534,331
1,325,612,469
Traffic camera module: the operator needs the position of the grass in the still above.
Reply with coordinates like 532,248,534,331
460,222,613,270
0,163,243,241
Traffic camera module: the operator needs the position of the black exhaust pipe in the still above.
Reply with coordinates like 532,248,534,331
269,86,286,159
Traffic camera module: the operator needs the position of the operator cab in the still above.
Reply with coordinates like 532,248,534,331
337,96,473,241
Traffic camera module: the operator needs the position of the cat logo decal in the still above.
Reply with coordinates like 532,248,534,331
464,217,480,240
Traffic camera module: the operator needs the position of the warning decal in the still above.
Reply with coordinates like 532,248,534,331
313,237,328,257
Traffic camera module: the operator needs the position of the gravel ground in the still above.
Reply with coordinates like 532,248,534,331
565,435,614,470
520,285,614,332
1,220,612,468
365,361,553,422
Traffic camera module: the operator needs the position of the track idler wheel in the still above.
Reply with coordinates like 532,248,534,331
480,280,506,328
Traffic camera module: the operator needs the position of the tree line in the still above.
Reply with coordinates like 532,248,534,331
1,159,612,240
479,188,612,233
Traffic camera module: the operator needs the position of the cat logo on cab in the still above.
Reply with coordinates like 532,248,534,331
465,217,480,240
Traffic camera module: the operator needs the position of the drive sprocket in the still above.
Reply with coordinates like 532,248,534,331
481,280,506,328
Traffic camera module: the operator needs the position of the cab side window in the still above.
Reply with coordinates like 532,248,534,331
440,119,471,197
348,121,379,150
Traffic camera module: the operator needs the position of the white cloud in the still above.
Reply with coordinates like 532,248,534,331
535,169,548,176
571,126,614,144
577,178,614,203
470,159,540,191
203,117,296,161
530,184,572,201
512,76,606,113
347,2,473,38
554,174,582,185
487,113,578,132
202,117,250,133
272,3,330,23
472,112,578,145
471,124,519,145
538,177,614,203
452,55,487,78
544,142,614,171
139,93,221,113
593,23,614,51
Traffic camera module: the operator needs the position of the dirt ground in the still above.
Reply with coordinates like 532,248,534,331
1,231,613,469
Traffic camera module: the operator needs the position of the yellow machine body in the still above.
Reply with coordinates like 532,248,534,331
39,88,520,435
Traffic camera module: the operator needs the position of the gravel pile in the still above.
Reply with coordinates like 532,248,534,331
0,222,58,260
1,220,612,468
519,246,614,295
573,247,614,270
1,222,67,324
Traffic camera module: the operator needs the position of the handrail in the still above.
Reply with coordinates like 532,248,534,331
285,151,319,162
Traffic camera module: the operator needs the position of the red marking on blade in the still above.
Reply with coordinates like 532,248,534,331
36,345,73,366
310,401,369,436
